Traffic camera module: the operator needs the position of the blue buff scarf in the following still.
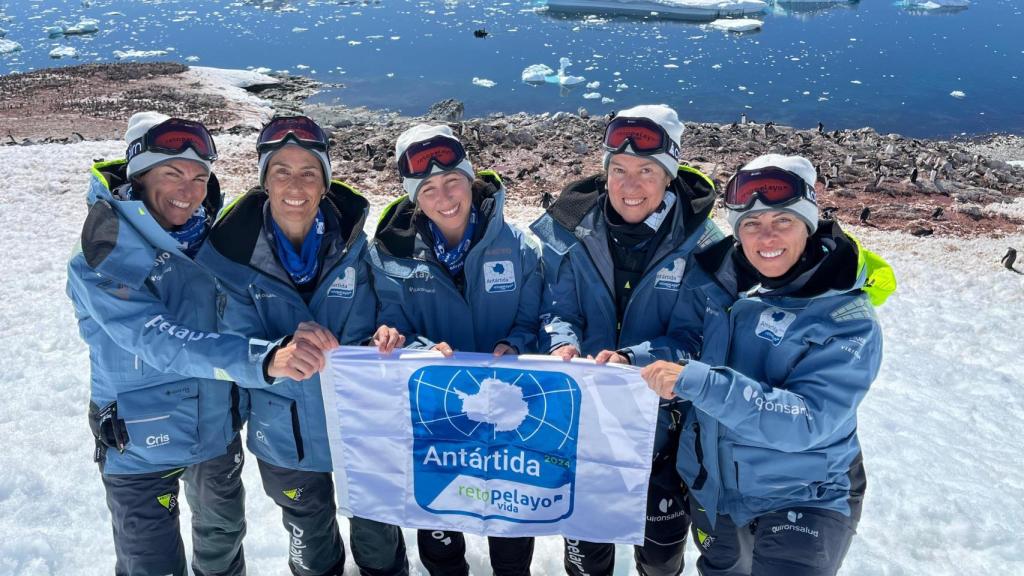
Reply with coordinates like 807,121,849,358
428,206,477,276
170,206,211,258
271,208,325,286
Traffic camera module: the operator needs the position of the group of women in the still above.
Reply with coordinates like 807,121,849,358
67,103,893,576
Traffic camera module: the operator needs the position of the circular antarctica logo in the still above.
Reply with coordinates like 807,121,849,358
409,365,581,523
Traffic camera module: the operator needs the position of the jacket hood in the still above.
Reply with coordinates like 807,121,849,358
207,179,369,268
545,165,717,241
373,170,505,260
696,219,896,305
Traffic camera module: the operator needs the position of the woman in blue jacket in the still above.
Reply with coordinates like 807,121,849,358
197,116,408,576
531,104,722,576
67,112,326,576
368,124,543,576
643,154,895,576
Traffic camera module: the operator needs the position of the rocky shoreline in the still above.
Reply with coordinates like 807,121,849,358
2,62,1022,236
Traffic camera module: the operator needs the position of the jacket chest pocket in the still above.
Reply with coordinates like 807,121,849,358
247,392,304,467
117,380,200,465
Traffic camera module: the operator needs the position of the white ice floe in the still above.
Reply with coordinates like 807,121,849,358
556,57,586,86
472,77,496,88
906,0,969,8
0,38,22,54
44,25,65,38
583,92,602,99
292,27,308,33
545,0,769,20
113,49,169,59
522,63,555,83
707,18,762,32
185,55,200,62
950,90,966,99
64,18,99,35
601,96,616,103
48,46,78,59
586,80,601,89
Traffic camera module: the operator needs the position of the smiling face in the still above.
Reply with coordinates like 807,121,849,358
606,154,672,224
416,170,473,246
137,159,210,230
265,145,326,243
736,210,810,278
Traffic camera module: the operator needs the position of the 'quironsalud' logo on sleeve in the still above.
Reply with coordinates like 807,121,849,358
409,365,581,523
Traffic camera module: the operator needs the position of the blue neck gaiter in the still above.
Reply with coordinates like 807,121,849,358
271,208,325,286
428,206,477,276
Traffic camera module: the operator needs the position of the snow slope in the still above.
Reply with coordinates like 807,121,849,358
1,138,1022,575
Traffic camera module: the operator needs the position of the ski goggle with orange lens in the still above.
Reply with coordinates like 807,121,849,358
603,116,680,161
724,166,816,211
397,135,467,179
125,118,218,163
257,116,329,153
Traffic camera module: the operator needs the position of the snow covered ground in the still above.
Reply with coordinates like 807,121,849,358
1,137,1022,575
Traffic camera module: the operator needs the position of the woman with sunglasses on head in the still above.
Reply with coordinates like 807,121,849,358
530,104,723,576
368,124,543,576
642,154,895,576
67,112,330,576
197,116,409,576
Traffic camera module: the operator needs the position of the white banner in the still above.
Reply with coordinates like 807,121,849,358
321,346,660,544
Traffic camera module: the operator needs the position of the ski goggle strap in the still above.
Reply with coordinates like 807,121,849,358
603,116,680,161
724,166,816,210
257,116,329,153
397,135,467,179
125,118,218,163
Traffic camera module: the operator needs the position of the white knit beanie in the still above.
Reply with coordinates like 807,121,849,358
125,111,213,179
726,154,819,234
602,104,684,178
394,124,474,202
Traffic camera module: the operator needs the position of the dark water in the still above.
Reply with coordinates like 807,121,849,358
1,0,1021,138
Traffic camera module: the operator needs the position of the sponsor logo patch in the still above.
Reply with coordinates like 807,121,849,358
654,257,686,290
755,308,796,345
483,260,516,293
327,267,356,299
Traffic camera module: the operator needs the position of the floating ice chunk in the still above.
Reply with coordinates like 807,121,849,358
708,18,762,32
556,57,586,86
616,83,629,90
586,80,601,89
472,77,496,88
0,28,6,38
850,80,862,85
583,92,601,99
522,63,555,82
601,96,615,104
292,27,308,33
906,0,969,8
185,55,200,62
950,90,966,99
64,18,99,35
712,63,722,69
44,25,65,38
113,49,169,59
0,38,22,54
252,67,272,75
296,64,309,70
49,46,78,59
348,40,361,46
664,63,679,69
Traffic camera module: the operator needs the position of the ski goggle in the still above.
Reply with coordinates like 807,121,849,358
603,116,679,161
125,118,218,163
397,135,467,179
257,116,329,153
724,166,815,211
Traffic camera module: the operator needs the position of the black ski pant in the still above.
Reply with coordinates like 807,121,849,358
688,503,856,576
417,530,535,576
257,459,409,576
101,435,246,576
563,403,690,576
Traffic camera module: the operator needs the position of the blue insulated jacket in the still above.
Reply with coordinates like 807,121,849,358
368,172,542,354
196,181,375,472
67,160,280,475
671,222,893,526
529,166,722,364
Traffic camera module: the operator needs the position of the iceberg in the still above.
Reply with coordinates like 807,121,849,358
950,90,966,99
707,18,762,31
44,25,65,38
472,77,497,88
64,18,99,35
49,46,78,59
545,0,769,21
556,57,586,86
0,38,21,54
906,0,969,7
113,49,170,59
522,63,555,83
